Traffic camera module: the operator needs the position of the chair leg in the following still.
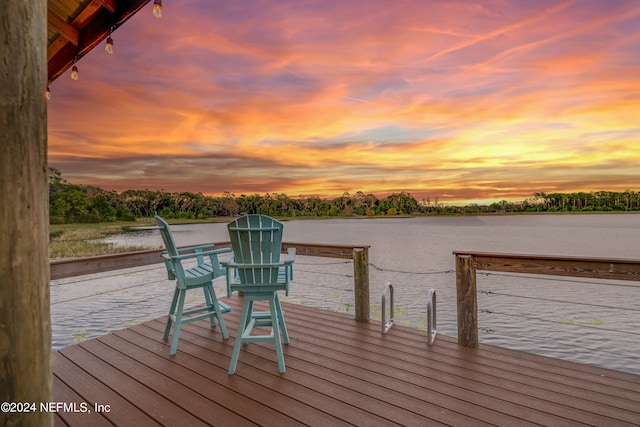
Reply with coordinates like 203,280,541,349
228,299,253,374
270,295,286,373
203,283,216,328
245,299,254,329
275,293,289,345
169,289,187,355
164,287,180,341
206,283,229,339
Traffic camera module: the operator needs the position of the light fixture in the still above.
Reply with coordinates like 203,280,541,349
105,28,114,55
71,55,79,80
45,86,51,100
153,0,162,18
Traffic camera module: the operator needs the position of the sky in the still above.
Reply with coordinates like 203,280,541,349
47,0,640,205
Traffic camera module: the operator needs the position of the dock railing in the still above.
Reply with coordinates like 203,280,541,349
453,251,640,348
51,242,371,321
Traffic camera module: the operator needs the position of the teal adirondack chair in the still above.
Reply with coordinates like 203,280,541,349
155,215,232,355
223,214,295,374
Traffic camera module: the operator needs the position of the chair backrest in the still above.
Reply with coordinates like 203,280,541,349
155,215,179,257
227,215,283,285
155,215,184,280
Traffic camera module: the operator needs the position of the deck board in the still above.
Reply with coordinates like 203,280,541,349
52,375,112,427
53,297,640,427
277,300,640,421
53,351,162,426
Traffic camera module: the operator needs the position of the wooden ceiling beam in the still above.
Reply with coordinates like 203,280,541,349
96,0,118,14
47,10,78,45
47,36,67,62
73,1,104,29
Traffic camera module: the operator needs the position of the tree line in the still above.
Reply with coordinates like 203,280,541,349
48,168,422,223
478,191,640,214
48,168,640,223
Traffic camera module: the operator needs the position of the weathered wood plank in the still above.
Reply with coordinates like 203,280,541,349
50,242,368,279
282,242,369,259
456,255,478,348
454,251,640,282
453,251,640,351
353,247,370,322
50,248,166,280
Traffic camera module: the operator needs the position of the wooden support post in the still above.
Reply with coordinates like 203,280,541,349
0,1,52,425
353,247,370,322
456,255,478,348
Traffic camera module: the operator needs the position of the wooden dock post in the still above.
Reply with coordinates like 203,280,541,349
1,1,52,425
353,247,370,322
456,255,478,348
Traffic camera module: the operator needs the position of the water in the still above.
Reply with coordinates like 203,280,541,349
51,214,640,374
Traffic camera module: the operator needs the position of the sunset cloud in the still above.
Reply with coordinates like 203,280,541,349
47,0,640,204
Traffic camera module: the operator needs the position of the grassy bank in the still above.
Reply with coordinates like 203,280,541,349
48,217,237,259
50,221,153,259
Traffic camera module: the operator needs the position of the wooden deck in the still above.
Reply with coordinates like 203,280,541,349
52,297,640,426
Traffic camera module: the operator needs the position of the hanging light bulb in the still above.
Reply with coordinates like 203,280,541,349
105,37,114,54
105,28,114,55
70,55,79,80
153,0,162,18
45,86,51,100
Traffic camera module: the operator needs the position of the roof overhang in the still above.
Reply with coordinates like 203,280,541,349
47,0,151,84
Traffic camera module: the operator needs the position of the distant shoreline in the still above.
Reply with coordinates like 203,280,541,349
52,209,640,230
50,210,639,259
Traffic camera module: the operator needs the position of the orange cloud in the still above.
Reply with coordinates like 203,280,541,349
47,0,640,204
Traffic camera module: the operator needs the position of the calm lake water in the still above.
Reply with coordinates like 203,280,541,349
52,214,640,374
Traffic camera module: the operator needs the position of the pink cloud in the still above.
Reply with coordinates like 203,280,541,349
48,0,640,204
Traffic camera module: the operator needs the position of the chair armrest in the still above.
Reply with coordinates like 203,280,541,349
283,247,295,284
284,247,296,264
165,247,231,261
222,261,286,269
175,244,214,253
160,252,177,280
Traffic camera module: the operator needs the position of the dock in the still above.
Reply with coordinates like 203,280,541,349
53,296,640,426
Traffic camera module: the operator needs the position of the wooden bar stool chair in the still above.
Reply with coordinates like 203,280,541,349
155,215,232,355
223,214,295,374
